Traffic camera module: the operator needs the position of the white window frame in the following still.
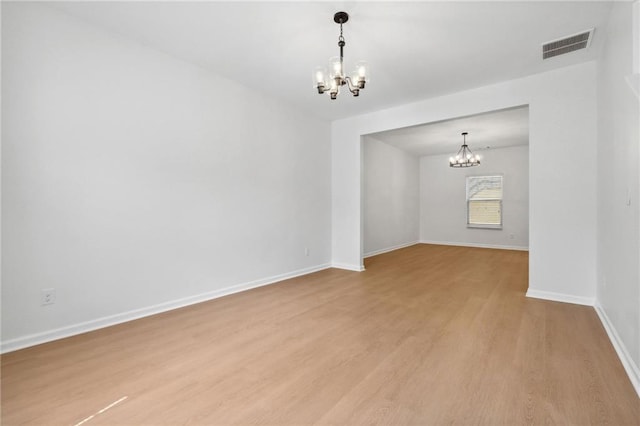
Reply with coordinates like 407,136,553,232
466,175,503,229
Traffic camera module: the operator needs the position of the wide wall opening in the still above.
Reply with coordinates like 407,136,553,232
361,105,529,262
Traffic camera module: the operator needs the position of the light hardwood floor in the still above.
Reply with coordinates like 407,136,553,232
2,244,639,425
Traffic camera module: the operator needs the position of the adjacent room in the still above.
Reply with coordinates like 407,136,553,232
2,1,639,424
362,106,529,258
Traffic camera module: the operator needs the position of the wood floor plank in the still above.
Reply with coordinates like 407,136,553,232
2,244,638,425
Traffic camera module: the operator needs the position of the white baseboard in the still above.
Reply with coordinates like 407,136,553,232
420,240,529,251
594,304,640,398
525,289,595,306
363,241,419,258
331,263,365,272
1,263,332,354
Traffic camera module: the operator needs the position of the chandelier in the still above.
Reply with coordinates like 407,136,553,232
449,132,481,167
313,11,369,100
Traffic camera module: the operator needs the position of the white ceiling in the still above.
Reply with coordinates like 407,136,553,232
367,105,529,157
50,1,613,122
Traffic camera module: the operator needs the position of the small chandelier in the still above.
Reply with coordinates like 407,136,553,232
313,11,369,100
449,132,481,167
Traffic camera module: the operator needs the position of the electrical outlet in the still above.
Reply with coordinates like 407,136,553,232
509,233,515,240
304,247,310,256
41,288,56,305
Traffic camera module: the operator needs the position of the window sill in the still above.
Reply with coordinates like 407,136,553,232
467,224,503,230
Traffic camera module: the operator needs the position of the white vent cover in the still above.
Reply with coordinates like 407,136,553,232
542,29,594,59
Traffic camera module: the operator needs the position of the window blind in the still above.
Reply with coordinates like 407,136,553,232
466,175,503,228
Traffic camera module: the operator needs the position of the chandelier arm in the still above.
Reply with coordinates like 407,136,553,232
344,77,360,96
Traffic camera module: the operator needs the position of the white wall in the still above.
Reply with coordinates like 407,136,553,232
420,145,529,250
1,3,332,351
332,61,597,302
362,136,419,257
596,0,640,394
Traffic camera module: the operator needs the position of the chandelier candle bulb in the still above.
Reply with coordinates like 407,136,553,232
313,67,328,93
354,61,370,88
329,57,343,80
329,79,339,99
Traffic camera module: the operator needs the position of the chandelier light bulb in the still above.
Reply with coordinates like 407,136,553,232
353,61,370,89
329,79,339,99
329,56,343,80
313,67,328,93
356,61,368,78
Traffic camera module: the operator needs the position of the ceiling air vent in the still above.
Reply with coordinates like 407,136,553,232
542,29,594,59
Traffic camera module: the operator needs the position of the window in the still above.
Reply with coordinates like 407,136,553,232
466,175,503,229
